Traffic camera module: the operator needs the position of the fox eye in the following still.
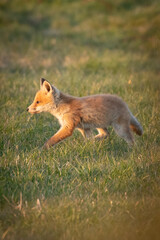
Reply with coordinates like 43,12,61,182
36,101,40,104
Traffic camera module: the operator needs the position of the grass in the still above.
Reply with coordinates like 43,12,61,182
0,0,160,239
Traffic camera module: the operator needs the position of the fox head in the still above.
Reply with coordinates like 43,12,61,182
27,78,60,114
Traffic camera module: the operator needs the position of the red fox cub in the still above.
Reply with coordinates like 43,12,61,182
27,78,143,149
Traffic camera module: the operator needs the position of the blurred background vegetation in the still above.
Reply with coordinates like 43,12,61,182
0,0,160,240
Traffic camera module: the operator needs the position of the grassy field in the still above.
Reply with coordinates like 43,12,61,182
0,0,160,239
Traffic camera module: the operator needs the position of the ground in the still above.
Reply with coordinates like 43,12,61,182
0,0,160,239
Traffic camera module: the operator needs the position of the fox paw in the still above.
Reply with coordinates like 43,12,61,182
43,142,50,150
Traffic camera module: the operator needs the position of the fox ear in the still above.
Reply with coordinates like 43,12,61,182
40,77,46,87
40,78,53,93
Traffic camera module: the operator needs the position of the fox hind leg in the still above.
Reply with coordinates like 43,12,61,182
113,123,134,145
95,128,109,139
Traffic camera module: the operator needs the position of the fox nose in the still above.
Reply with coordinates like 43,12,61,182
27,108,29,112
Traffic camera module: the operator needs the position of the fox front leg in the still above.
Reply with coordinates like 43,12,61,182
44,125,74,149
77,128,92,138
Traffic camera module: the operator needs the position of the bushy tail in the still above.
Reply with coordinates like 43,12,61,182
130,113,143,136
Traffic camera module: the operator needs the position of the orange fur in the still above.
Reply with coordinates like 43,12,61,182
27,78,143,149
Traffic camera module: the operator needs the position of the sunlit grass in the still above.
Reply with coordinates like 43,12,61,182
0,0,160,239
